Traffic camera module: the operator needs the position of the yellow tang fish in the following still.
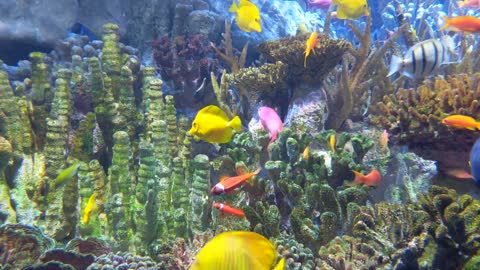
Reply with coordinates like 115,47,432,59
332,0,370,20
190,231,285,270
229,0,262,32
82,193,97,225
188,105,242,144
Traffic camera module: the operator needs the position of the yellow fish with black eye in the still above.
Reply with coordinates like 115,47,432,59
52,163,81,189
229,0,262,32
332,0,370,20
82,193,97,225
188,105,242,144
190,231,285,270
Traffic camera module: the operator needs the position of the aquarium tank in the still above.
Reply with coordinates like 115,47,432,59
2,0,480,269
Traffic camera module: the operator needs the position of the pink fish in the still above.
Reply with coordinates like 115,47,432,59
307,0,332,9
458,0,480,9
258,106,283,143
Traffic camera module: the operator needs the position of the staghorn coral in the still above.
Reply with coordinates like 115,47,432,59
370,73,480,169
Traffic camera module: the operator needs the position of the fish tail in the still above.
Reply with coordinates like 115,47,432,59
439,16,451,31
352,170,364,185
387,55,402,77
229,116,242,132
229,0,238,12
273,258,286,270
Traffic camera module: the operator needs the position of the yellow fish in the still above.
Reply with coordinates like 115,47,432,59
332,0,370,20
52,163,81,189
304,32,318,68
82,193,97,225
329,134,336,153
188,105,242,144
190,231,285,270
229,0,262,32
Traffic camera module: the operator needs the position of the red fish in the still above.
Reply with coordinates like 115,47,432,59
350,169,381,187
380,129,389,149
214,203,245,217
441,115,480,130
211,168,261,195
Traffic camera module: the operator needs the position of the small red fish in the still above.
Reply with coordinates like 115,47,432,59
444,168,474,179
214,203,245,217
211,168,261,195
351,169,381,187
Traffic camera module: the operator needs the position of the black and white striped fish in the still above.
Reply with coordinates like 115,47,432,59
387,36,454,79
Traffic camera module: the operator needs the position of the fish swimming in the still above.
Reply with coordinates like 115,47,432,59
329,134,336,153
350,169,381,187
304,32,319,68
52,163,81,189
229,0,262,33
470,137,480,185
214,203,245,217
440,16,480,33
307,0,332,9
380,129,389,150
331,0,370,20
190,231,285,270
188,105,242,144
258,106,283,143
211,168,261,195
387,36,454,79
82,193,97,225
458,0,480,9
441,115,480,130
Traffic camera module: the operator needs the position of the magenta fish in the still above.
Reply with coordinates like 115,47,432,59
307,0,332,9
258,106,283,143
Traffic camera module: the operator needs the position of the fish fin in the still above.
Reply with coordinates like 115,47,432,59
273,258,286,270
352,170,364,184
441,35,455,54
401,70,415,79
439,16,451,31
229,0,238,12
336,7,348,19
233,232,277,269
200,105,229,121
219,175,229,183
228,115,242,132
387,55,402,77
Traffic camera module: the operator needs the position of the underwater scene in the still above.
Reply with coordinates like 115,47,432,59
2,0,480,269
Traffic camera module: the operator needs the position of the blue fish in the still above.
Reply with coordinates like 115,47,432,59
470,137,480,185
69,23,98,41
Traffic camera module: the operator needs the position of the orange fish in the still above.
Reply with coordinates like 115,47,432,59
214,203,245,217
440,16,480,33
211,168,261,195
304,31,318,68
444,168,474,179
441,115,480,130
380,129,389,149
303,146,310,160
351,169,381,187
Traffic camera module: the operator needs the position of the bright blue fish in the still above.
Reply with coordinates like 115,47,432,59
470,137,480,185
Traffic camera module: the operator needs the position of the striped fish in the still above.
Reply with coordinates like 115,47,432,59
387,36,454,79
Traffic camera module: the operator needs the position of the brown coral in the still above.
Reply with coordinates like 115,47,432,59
258,32,351,85
370,73,480,170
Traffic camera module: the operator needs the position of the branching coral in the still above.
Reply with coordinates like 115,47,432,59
370,73,480,169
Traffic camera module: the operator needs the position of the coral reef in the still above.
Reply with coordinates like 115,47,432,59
370,73,480,169
258,33,351,85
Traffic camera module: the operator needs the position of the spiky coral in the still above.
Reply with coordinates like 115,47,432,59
370,73,480,168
